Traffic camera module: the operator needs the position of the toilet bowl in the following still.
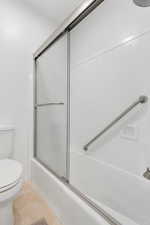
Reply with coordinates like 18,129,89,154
0,159,23,225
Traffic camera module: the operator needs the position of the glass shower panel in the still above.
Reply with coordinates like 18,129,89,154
35,34,68,178
36,35,67,104
36,105,67,177
70,3,149,225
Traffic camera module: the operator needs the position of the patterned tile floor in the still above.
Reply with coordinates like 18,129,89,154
13,182,61,225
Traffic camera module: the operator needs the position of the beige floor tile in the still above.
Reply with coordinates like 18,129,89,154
14,182,61,225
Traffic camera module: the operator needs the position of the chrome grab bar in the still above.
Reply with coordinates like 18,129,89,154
35,102,64,107
84,96,148,151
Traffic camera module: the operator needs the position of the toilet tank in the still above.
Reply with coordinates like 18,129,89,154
0,126,15,159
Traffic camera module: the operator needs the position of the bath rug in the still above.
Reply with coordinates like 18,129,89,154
31,218,48,225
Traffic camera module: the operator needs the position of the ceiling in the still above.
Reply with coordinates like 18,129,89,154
23,0,83,25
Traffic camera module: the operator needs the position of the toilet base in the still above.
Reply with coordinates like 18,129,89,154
0,201,14,225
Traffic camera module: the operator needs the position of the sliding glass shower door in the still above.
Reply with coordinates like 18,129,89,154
35,33,68,179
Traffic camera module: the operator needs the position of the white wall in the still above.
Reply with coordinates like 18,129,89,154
23,0,83,24
70,0,150,224
0,0,56,179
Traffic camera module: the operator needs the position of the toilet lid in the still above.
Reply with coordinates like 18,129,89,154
0,159,23,189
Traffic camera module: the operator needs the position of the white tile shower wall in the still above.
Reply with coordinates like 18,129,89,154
71,0,150,67
70,0,150,176
70,0,150,223
70,31,150,175
0,0,56,179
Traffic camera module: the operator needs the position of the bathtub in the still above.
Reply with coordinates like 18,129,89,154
31,159,110,225
31,155,150,225
70,151,150,225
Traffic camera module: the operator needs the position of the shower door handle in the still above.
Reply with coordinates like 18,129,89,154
35,102,64,108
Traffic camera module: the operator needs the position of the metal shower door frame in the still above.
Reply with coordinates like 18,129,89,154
33,0,122,224
33,32,70,182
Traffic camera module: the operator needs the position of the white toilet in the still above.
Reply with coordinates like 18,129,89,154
0,126,23,225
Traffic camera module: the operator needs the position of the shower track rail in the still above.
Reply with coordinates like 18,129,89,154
84,95,148,151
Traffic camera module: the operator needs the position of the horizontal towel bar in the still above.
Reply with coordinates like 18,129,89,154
84,95,148,151
35,102,64,108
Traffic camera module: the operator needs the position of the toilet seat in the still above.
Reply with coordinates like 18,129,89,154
0,159,23,193
0,179,21,193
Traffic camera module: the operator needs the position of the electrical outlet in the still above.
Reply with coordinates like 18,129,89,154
121,125,138,141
